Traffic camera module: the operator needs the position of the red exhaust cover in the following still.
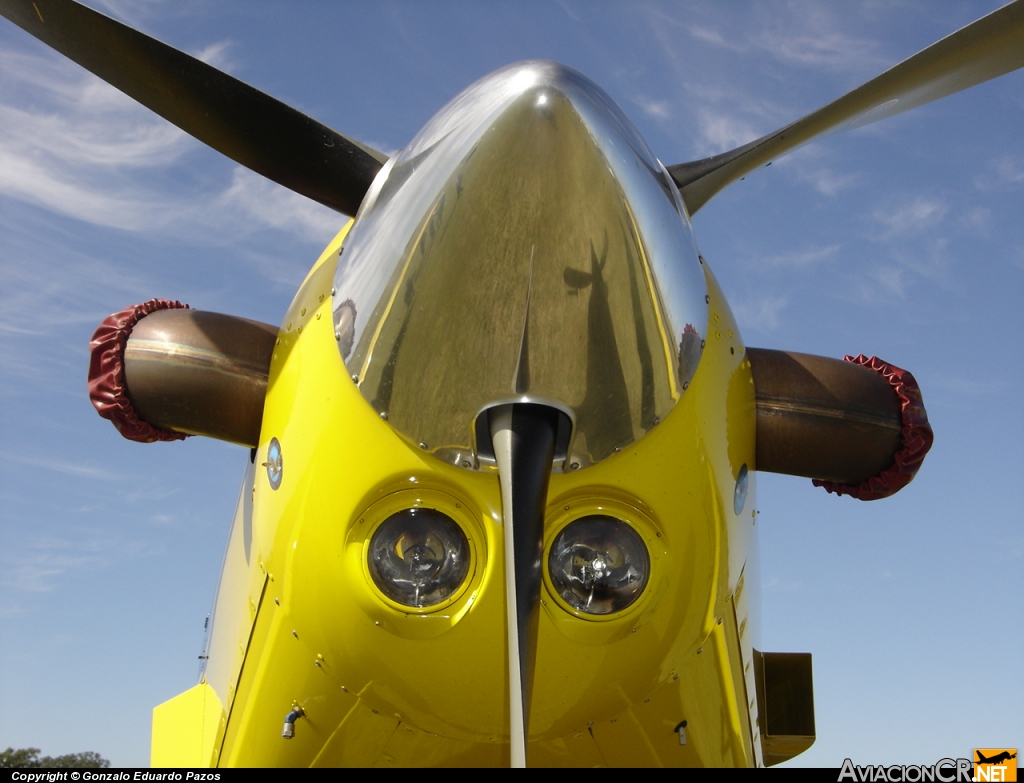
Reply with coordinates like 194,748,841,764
88,299,191,443
813,354,933,501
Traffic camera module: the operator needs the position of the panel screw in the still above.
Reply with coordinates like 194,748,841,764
291,630,298,638
653,417,660,425
700,339,705,348
704,295,710,304
379,412,388,421
419,442,428,450
331,288,336,295
461,461,471,468
570,462,580,470
335,332,342,341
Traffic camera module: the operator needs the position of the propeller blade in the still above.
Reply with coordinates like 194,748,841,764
669,0,1024,216
0,0,387,216
490,404,559,768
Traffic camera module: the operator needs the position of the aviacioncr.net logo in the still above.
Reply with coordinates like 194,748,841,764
974,749,1017,782
838,758,973,782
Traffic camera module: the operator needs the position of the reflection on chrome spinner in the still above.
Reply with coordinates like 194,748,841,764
333,61,708,470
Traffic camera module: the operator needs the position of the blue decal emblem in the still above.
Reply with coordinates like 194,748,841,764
265,437,283,490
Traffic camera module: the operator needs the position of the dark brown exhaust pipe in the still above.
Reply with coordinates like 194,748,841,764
89,300,276,447
747,348,932,500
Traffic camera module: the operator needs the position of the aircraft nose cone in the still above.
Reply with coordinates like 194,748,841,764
333,60,708,470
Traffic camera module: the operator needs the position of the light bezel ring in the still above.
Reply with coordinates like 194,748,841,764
358,489,481,614
542,497,662,622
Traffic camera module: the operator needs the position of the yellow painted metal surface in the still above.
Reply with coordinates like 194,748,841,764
190,222,761,766
151,682,224,768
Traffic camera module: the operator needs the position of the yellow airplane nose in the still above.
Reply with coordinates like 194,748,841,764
155,62,759,767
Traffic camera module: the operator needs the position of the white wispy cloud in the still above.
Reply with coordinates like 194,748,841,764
0,148,183,230
0,532,153,594
870,196,949,240
0,49,200,229
0,453,119,480
218,168,344,243
91,0,171,27
193,40,236,70
753,28,881,72
733,294,788,331
4,552,97,594
749,0,888,73
929,376,1002,397
634,96,672,119
0,45,346,242
868,265,906,299
686,24,747,53
0,223,151,343
790,161,859,196
755,244,840,269
695,108,760,155
890,239,954,287
958,206,991,233
0,101,187,167
973,155,1024,191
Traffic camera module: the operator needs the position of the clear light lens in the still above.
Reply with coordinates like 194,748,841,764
548,515,649,615
368,509,470,608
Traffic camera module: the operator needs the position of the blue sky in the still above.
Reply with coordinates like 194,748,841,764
1,0,1021,768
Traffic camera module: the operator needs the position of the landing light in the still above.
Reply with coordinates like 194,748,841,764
368,509,470,608
548,515,650,615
